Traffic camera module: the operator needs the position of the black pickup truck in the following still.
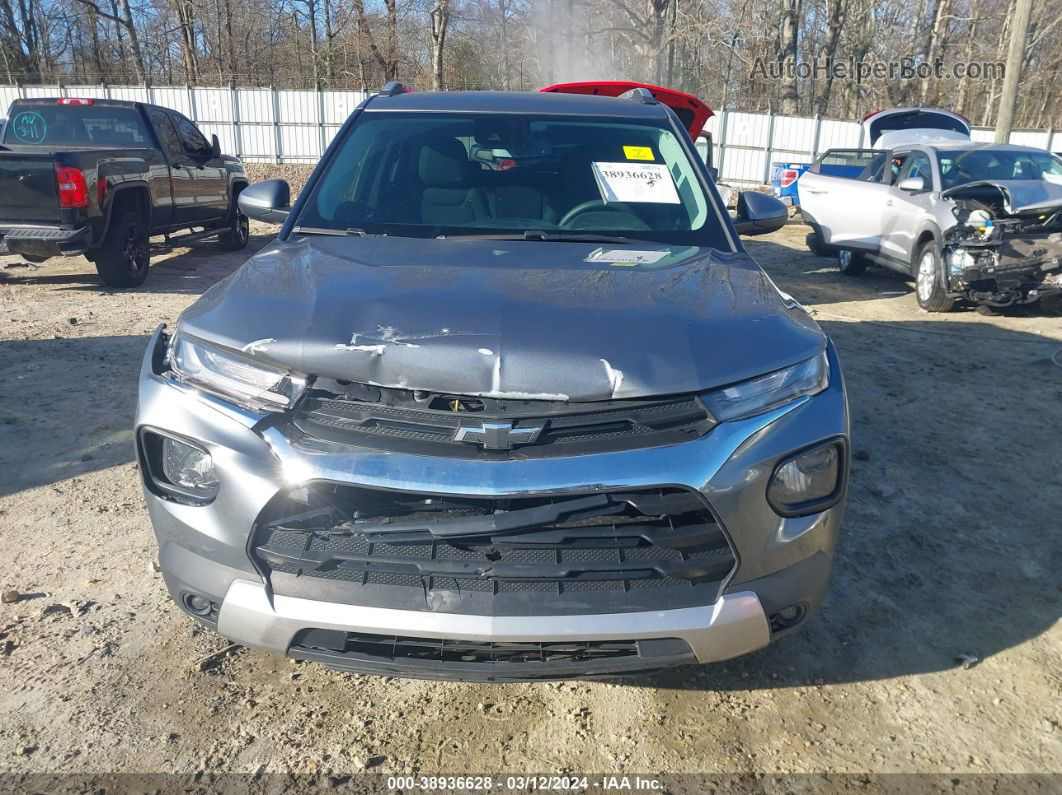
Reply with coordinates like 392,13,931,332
0,98,249,287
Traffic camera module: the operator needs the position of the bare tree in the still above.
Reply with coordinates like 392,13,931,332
72,0,146,81
778,0,801,113
352,0,399,80
428,0,450,89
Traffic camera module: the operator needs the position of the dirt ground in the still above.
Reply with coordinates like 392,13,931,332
0,205,1059,787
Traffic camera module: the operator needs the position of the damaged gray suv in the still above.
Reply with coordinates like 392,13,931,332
136,84,849,681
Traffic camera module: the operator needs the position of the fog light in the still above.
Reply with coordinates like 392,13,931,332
182,592,212,616
161,436,219,497
769,604,807,633
767,440,844,516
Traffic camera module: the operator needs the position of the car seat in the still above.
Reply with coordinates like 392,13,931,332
417,138,487,225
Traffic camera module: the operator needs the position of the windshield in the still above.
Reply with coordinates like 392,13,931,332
938,149,1062,189
295,111,728,247
2,105,152,147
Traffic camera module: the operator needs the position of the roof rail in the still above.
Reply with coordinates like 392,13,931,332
379,81,413,97
618,87,658,105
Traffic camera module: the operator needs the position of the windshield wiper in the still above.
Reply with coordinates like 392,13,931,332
437,230,632,244
524,230,631,243
292,226,370,237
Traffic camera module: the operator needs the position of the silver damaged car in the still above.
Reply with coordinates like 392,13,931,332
136,84,850,681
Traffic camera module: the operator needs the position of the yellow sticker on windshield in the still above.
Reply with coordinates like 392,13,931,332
623,146,655,161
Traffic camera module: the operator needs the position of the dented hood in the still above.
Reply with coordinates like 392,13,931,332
942,179,1062,214
178,237,824,402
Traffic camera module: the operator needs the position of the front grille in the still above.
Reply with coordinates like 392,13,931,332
291,381,715,458
252,483,736,616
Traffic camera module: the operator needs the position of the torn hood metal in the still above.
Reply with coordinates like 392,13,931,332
177,237,824,402
942,179,1062,215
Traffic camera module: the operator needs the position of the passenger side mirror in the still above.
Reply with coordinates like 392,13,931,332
210,133,221,160
238,179,291,223
898,175,926,192
732,191,788,236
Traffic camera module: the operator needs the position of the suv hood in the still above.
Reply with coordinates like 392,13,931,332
941,179,1062,215
179,237,824,402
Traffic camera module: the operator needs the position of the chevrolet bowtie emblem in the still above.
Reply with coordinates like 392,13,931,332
453,420,544,450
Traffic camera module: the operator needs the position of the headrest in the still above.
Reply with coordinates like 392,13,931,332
419,138,471,187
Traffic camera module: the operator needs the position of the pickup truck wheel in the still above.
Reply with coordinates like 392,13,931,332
914,240,956,313
94,210,150,288
217,191,248,249
837,249,868,276
218,209,249,251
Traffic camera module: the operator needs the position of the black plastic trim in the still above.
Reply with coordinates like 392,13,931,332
288,632,694,681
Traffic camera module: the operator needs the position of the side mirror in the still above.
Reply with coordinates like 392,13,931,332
238,179,291,223
732,191,788,236
210,134,221,160
706,165,720,181
898,175,926,192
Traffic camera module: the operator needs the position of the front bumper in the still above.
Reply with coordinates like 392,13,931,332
219,579,770,676
137,327,848,679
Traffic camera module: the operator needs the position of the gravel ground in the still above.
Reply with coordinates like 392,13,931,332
0,208,1059,787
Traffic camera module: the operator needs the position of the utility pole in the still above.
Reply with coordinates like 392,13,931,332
994,0,1033,142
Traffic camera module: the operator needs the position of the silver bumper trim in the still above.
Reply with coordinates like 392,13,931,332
216,579,772,664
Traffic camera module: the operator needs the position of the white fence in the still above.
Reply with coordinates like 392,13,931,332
3,83,1060,183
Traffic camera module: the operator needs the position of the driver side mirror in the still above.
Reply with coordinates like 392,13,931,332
238,179,291,223
210,133,221,160
732,191,788,236
897,175,926,192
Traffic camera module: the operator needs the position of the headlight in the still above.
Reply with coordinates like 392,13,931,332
169,332,306,412
767,440,845,516
702,351,828,422
946,249,979,275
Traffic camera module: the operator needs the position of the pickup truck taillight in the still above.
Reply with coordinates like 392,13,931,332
55,166,89,208
779,169,799,188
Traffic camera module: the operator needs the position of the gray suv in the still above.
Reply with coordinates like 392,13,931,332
136,84,849,681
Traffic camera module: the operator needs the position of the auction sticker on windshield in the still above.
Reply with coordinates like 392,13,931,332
592,162,680,204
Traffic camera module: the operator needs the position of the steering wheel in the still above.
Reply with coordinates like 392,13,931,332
560,199,620,228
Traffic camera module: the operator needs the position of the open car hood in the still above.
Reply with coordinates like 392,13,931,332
942,179,1062,215
875,129,969,149
540,81,713,138
862,107,971,146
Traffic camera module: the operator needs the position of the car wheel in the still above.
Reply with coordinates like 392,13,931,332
805,231,831,257
914,239,956,313
837,248,868,276
94,209,150,288
218,207,250,251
